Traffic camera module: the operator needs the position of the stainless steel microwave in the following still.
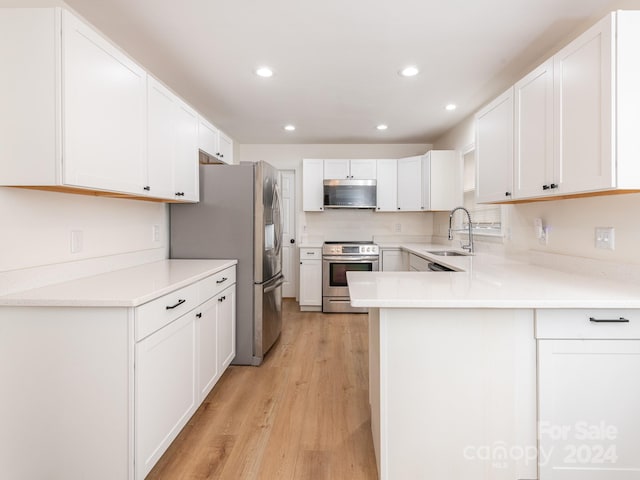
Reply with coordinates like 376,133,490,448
323,179,377,209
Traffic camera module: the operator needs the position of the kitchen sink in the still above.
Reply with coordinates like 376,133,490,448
426,250,470,257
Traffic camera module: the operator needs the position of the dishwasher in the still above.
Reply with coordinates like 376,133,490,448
427,262,455,272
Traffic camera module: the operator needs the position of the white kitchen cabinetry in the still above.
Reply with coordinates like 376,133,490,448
397,155,423,211
381,248,408,271
536,309,640,479
299,247,322,310
397,152,461,211
302,159,325,211
198,117,234,165
424,150,462,211
147,77,199,201
514,59,555,199
0,8,148,195
0,261,236,480
376,159,398,211
324,159,377,179
408,253,429,271
475,88,514,203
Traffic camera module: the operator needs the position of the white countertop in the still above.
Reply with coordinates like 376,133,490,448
0,259,237,307
348,244,640,309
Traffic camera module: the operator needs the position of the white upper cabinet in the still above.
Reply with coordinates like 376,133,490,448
198,117,234,165
397,155,423,211
475,88,514,203
514,59,555,199
425,150,462,211
323,159,376,179
147,76,199,201
376,159,398,211
61,10,148,194
554,14,614,194
302,159,324,211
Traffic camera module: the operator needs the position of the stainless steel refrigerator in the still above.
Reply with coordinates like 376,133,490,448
170,161,283,366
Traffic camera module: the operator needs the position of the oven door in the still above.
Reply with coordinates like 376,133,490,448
322,256,379,297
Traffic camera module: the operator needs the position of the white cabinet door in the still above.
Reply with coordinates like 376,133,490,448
381,249,407,271
198,117,219,158
426,150,461,211
299,248,322,308
217,284,236,371
554,14,614,194
135,312,197,480
303,159,324,211
324,159,350,179
475,88,514,203
196,297,219,401
350,159,377,179
61,10,147,194
173,101,199,201
514,59,555,199
218,130,233,164
376,159,397,212
538,339,640,479
397,155,423,211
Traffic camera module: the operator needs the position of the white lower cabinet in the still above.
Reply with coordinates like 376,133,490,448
216,284,236,371
135,312,197,479
381,248,408,271
299,247,322,310
537,309,640,479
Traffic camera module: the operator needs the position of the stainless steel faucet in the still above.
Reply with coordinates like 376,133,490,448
448,206,474,254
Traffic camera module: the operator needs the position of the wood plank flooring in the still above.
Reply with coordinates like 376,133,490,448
146,299,378,480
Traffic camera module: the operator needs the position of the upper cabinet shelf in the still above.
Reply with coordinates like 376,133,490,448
476,10,640,204
0,8,233,203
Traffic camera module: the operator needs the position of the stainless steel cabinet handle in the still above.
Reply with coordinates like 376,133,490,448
589,317,629,323
166,299,186,310
216,277,228,284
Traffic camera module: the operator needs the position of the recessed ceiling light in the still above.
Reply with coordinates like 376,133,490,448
376,124,388,131
399,66,419,77
284,124,296,131
255,66,274,78
445,103,457,111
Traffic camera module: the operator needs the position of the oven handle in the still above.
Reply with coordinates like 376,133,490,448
322,255,379,262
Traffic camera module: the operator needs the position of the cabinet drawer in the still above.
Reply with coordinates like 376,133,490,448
136,283,199,341
409,254,429,272
198,266,236,302
536,309,640,339
300,248,321,259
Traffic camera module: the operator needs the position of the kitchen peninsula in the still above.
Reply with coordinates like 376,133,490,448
348,246,640,480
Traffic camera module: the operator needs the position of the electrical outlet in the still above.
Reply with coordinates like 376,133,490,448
70,230,83,254
395,223,402,233
152,224,160,242
595,227,615,250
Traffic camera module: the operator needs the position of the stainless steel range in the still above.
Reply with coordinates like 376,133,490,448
322,241,379,313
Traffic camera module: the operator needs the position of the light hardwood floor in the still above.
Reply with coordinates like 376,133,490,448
147,299,378,480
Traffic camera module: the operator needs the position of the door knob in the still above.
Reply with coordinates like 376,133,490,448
290,238,295,244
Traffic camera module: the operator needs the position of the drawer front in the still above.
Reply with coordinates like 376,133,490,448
136,283,199,341
300,248,321,259
536,309,640,339
198,266,236,302
409,253,429,272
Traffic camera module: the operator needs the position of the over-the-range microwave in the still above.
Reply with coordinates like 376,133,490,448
323,179,377,209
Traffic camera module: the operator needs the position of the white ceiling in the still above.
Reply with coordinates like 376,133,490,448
54,0,632,143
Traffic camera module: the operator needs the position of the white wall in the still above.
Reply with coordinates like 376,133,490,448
237,143,434,242
0,188,168,295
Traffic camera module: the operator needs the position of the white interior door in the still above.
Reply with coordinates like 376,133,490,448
279,170,296,297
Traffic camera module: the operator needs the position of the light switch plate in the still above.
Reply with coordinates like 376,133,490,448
595,227,615,250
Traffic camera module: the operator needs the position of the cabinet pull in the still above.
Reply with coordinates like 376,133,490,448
505,191,511,197
216,277,228,284
550,183,558,189
196,312,202,318
542,184,550,190
306,252,315,255
143,185,151,191
589,317,629,323
218,296,226,302
166,299,186,310
175,192,185,197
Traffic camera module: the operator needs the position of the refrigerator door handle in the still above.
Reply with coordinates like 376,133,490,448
264,274,285,294
273,182,283,257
